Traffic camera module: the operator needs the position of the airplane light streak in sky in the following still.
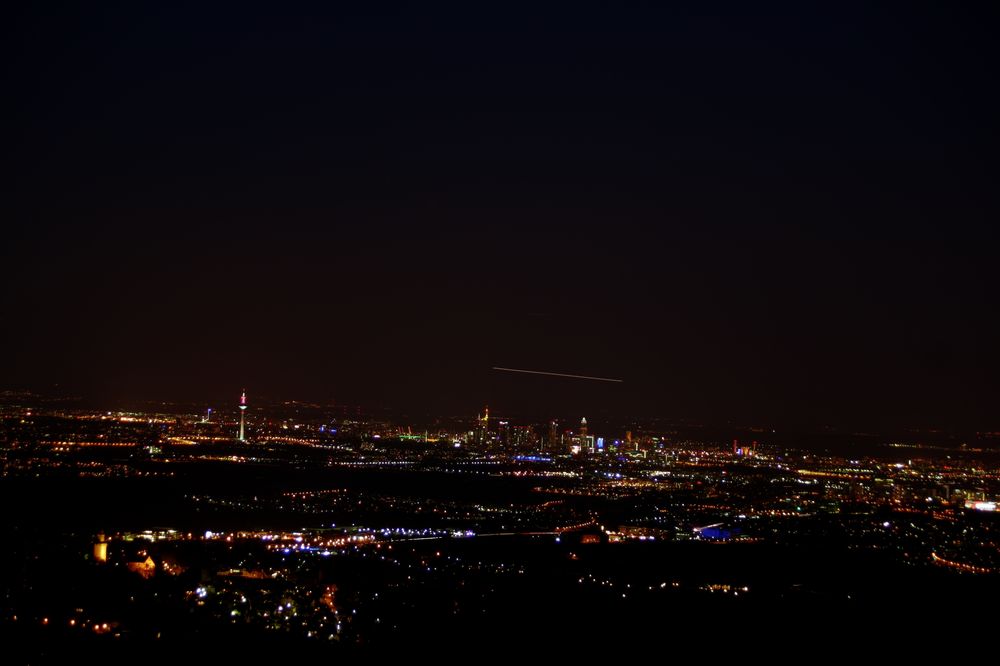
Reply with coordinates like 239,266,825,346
492,367,623,383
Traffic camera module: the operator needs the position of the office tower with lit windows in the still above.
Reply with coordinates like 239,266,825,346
547,420,559,452
579,416,591,453
475,406,490,447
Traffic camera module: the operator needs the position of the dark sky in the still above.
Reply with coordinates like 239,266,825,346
3,2,998,430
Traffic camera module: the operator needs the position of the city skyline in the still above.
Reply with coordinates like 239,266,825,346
3,381,999,438
3,362,1000,655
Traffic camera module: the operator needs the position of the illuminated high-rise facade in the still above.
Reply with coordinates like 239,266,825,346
579,416,591,453
497,420,510,450
475,406,490,447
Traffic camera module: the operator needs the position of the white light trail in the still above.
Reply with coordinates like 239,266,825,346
492,367,623,383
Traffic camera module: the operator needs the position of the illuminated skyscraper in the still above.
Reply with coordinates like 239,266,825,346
548,420,559,451
509,425,537,452
238,390,247,442
497,420,510,449
580,417,589,452
475,406,490,447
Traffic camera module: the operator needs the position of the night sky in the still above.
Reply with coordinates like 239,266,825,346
3,3,998,430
